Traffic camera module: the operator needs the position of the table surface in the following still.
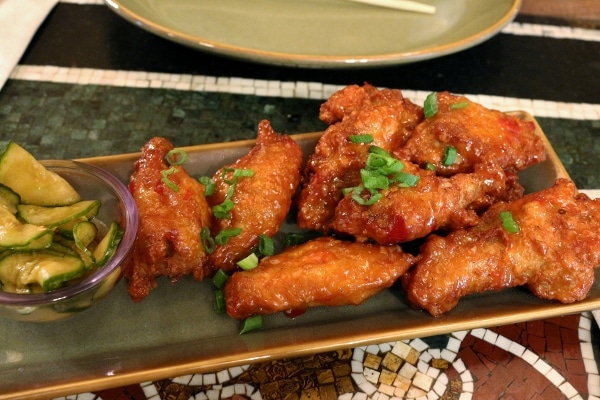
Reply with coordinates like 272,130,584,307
1,1,600,399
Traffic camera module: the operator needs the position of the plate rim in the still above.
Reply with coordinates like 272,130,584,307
104,0,522,68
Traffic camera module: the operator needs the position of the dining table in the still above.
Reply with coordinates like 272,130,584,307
1,0,600,399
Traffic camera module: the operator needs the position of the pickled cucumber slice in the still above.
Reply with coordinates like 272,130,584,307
93,222,123,267
0,141,81,206
0,204,53,250
17,200,100,228
0,184,20,214
0,251,85,292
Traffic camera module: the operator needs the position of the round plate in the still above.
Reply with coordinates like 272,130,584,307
105,0,521,68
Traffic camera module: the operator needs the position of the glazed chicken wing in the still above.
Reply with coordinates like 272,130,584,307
333,161,518,244
406,179,600,316
208,120,303,272
297,84,423,232
224,236,416,320
126,137,213,302
396,92,546,176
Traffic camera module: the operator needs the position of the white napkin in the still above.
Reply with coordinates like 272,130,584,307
0,0,58,90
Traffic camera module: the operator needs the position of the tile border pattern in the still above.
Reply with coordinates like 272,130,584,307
9,65,600,121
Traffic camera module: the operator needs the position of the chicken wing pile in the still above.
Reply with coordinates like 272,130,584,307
125,84,600,321
125,121,303,301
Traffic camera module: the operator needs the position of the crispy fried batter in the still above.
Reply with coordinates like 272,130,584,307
297,84,423,232
396,92,546,175
406,179,600,316
125,137,212,302
333,162,514,244
208,120,304,272
224,236,416,320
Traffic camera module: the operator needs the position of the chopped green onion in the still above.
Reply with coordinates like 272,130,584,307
213,289,226,314
395,172,420,187
258,234,275,257
284,233,309,247
351,187,382,206
213,198,234,219
424,92,438,118
425,162,437,171
361,169,391,190
215,228,243,245
450,101,470,110
222,167,254,185
166,149,188,166
212,269,229,289
161,167,179,192
239,315,263,335
442,146,457,166
237,253,259,270
500,211,520,233
368,146,392,158
201,227,215,254
349,134,374,144
199,176,215,196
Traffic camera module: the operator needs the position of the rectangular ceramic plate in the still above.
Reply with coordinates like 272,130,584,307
1,112,597,399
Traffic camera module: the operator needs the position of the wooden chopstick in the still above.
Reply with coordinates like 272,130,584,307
343,0,436,14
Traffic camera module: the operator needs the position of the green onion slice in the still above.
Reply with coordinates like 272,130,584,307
213,289,226,314
424,92,438,118
361,169,391,190
500,211,520,233
166,149,188,166
442,146,457,166
201,227,215,254
351,187,382,206
212,269,229,289
237,253,259,270
215,228,242,245
161,167,179,192
199,176,215,196
239,315,263,335
450,101,470,110
349,134,374,144
395,172,420,187
258,234,275,257
425,162,437,171
213,199,234,219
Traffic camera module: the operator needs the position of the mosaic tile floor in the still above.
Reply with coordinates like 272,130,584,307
54,312,600,400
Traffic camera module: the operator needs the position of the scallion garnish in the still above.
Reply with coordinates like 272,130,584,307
237,253,259,270
212,269,229,289
450,101,469,110
442,146,457,166
425,162,437,171
350,187,383,206
166,149,188,166
239,315,263,335
396,172,420,187
361,169,391,190
349,134,374,144
213,289,226,314
284,233,309,247
258,234,275,257
213,198,234,219
500,211,520,233
201,227,215,254
215,228,243,245
424,92,438,118
199,176,215,196
161,167,179,192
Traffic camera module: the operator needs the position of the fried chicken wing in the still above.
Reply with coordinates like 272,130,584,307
126,137,212,302
224,236,416,319
396,92,545,175
406,179,600,316
208,120,303,272
333,161,516,244
297,84,423,232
